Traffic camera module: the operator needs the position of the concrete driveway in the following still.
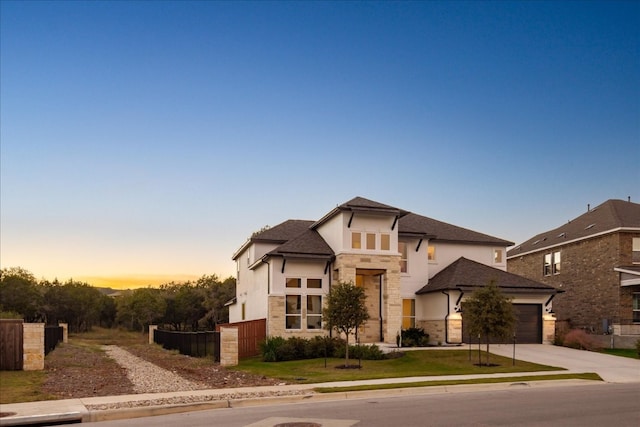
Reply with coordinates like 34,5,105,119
489,344,640,383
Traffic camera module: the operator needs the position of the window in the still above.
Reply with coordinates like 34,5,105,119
381,233,390,250
286,278,301,288
351,232,361,249
427,245,436,261
553,251,561,274
285,295,301,329
399,242,408,273
307,278,322,289
402,299,415,329
307,295,322,329
543,251,561,276
633,238,640,264
366,233,376,250
286,278,323,330
634,293,640,323
494,249,503,264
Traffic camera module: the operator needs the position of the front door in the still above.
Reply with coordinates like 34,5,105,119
356,270,384,343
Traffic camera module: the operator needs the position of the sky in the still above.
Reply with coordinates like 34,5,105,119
1,1,639,288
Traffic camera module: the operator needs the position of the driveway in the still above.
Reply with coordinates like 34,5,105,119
489,344,640,383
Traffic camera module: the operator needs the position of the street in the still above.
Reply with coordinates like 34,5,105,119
93,382,640,427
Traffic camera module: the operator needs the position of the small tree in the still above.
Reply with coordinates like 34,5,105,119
322,281,369,367
464,281,515,366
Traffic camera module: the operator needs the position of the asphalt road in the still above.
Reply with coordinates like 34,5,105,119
92,382,640,427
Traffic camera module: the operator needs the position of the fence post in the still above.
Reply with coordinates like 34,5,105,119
59,323,68,343
220,327,238,367
149,325,158,345
23,323,45,371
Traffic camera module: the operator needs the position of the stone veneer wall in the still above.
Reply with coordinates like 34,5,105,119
220,327,238,367
417,319,446,345
508,232,638,334
333,253,402,344
23,323,44,371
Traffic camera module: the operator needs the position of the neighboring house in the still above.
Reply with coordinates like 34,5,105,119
507,199,640,336
231,197,560,345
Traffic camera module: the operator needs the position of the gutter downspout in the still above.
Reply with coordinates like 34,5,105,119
261,257,271,337
441,290,450,344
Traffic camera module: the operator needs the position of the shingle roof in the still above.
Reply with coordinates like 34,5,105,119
399,213,513,246
268,229,334,259
251,220,315,243
507,199,640,257
416,257,560,295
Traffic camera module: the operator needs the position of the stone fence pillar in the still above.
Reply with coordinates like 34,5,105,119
149,325,158,344
220,326,238,367
59,323,68,343
23,323,44,371
542,313,557,344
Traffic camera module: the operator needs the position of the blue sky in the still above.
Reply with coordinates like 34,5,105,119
1,1,639,286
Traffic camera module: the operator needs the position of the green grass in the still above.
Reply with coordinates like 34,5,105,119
232,350,564,383
314,372,603,393
0,370,55,404
601,348,639,359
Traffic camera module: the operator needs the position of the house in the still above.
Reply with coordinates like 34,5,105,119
231,197,560,345
507,198,640,338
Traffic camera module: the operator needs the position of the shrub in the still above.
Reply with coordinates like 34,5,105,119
260,336,286,362
635,339,640,357
400,327,430,347
562,329,601,351
307,336,344,358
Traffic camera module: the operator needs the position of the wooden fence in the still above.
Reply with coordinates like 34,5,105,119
0,319,24,370
217,318,266,359
153,329,221,362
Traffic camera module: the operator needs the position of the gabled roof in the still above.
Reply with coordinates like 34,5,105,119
312,196,407,228
252,219,315,242
416,257,560,295
267,229,334,259
399,213,513,246
507,199,640,257
232,220,314,260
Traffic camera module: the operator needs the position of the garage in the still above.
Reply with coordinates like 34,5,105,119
462,303,542,344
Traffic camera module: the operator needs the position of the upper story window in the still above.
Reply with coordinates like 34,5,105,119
366,233,376,250
633,238,640,264
543,251,561,276
381,233,390,250
351,232,362,249
494,249,503,264
351,231,392,252
399,242,408,273
427,245,436,261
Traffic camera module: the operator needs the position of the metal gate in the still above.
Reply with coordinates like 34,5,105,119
0,319,24,370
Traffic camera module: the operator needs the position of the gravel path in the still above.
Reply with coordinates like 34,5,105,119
102,345,208,393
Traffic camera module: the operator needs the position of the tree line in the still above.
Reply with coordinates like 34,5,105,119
0,267,235,333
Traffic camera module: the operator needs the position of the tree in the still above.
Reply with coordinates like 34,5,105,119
198,275,235,329
464,281,516,366
322,281,370,367
117,287,166,332
0,267,44,321
43,280,104,332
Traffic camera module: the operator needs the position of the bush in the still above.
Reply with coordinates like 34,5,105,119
400,327,430,347
260,335,389,361
260,336,286,362
635,339,640,357
562,329,601,351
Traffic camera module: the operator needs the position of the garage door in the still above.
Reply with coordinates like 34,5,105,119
462,304,542,344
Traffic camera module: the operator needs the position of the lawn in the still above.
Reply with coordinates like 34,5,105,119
601,348,639,359
0,370,55,404
232,349,564,383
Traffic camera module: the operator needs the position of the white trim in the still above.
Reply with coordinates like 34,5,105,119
614,267,640,276
507,227,640,259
